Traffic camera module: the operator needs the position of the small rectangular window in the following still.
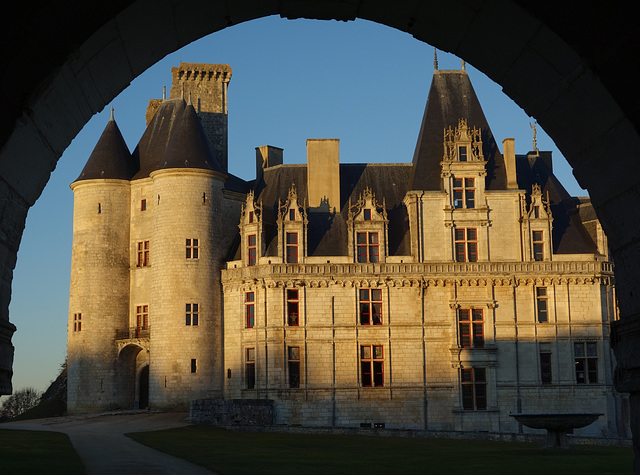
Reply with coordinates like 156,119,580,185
289,208,296,221
186,303,199,326
248,234,257,266
191,358,197,374
533,231,544,261
186,238,199,259
287,289,299,326
137,241,150,267
141,199,147,211
286,232,298,264
136,305,149,332
363,209,371,221
540,352,552,384
245,292,255,328
458,146,468,162
248,211,254,223
246,348,256,389
288,346,300,388
73,313,82,332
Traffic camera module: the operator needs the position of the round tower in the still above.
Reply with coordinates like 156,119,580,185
67,112,135,413
148,102,228,408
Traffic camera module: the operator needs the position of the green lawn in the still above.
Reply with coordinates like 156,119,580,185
0,429,85,474
126,425,633,475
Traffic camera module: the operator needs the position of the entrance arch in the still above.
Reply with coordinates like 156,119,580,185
1,0,639,462
117,343,150,410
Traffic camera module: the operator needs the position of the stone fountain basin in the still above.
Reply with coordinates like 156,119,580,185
511,413,603,430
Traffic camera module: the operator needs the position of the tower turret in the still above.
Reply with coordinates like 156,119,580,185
68,113,135,412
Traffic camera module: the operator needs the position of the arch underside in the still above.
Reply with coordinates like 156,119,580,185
1,0,639,460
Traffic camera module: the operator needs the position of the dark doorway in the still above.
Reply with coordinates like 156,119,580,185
139,366,149,409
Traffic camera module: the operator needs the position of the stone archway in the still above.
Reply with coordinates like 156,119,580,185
1,0,639,464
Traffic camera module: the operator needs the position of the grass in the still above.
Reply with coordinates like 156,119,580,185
0,429,85,474
126,425,634,475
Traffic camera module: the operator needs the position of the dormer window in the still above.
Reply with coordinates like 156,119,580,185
453,177,475,209
289,209,295,221
349,188,388,264
357,232,379,263
278,185,306,265
364,209,371,221
458,146,468,162
248,211,254,223
533,231,544,261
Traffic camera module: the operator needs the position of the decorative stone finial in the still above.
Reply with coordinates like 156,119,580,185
530,122,538,152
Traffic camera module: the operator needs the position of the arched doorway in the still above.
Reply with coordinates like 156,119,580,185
117,344,150,410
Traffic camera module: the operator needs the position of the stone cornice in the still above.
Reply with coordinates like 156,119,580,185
222,261,614,289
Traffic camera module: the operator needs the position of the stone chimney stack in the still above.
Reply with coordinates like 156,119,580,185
256,145,283,183
169,63,232,172
306,139,340,213
502,138,518,189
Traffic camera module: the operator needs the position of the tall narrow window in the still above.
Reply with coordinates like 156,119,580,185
363,209,371,221
136,305,149,334
190,359,197,374
540,352,552,384
286,232,298,264
360,345,384,387
458,308,484,348
246,348,256,389
461,368,487,410
137,241,150,267
141,199,147,211
454,228,477,262
359,289,383,325
289,208,296,221
186,239,199,259
248,234,257,266
453,177,475,209
245,292,255,328
287,290,299,326
536,287,548,323
288,346,300,388
533,231,544,261
248,211,254,223
186,303,199,326
73,313,82,332
357,232,379,263
574,342,598,384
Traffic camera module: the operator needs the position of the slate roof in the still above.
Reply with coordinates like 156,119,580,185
74,115,136,182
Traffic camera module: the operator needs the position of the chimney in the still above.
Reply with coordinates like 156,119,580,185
306,139,340,213
255,145,283,182
502,138,518,189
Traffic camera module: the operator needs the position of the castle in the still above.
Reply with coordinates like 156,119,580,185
67,62,628,437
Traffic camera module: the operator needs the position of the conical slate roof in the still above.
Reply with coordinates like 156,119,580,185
409,69,507,191
74,113,136,182
157,102,224,173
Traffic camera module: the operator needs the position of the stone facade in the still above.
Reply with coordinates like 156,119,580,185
67,62,628,439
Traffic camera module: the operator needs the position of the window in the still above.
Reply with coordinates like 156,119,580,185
540,352,552,384
246,348,256,389
286,232,298,264
190,358,197,374
186,239,199,259
245,292,255,328
536,287,548,323
248,211,254,223
574,342,598,384
455,228,477,262
359,289,382,325
141,199,147,211
458,145,468,162
357,232,379,263
533,231,544,261
186,303,199,326
248,234,257,266
287,290,299,326
533,205,540,219
136,305,149,332
461,368,486,410
137,241,150,267
458,308,484,348
363,209,371,221
288,346,300,388
361,345,384,387
289,208,296,221
73,313,82,332
453,177,475,209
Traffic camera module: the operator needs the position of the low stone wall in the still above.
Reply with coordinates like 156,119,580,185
190,399,274,426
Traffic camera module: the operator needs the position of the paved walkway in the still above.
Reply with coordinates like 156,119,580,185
0,411,215,474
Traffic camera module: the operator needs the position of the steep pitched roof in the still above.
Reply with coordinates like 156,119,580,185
74,114,136,182
409,69,507,191
157,103,225,173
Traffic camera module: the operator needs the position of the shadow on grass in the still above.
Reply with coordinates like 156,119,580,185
126,425,633,475
0,429,85,474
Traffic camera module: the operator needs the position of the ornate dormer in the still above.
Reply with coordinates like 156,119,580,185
277,185,307,264
441,119,487,211
347,188,388,263
239,190,263,267
523,184,553,262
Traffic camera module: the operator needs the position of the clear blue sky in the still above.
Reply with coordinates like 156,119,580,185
4,16,586,397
